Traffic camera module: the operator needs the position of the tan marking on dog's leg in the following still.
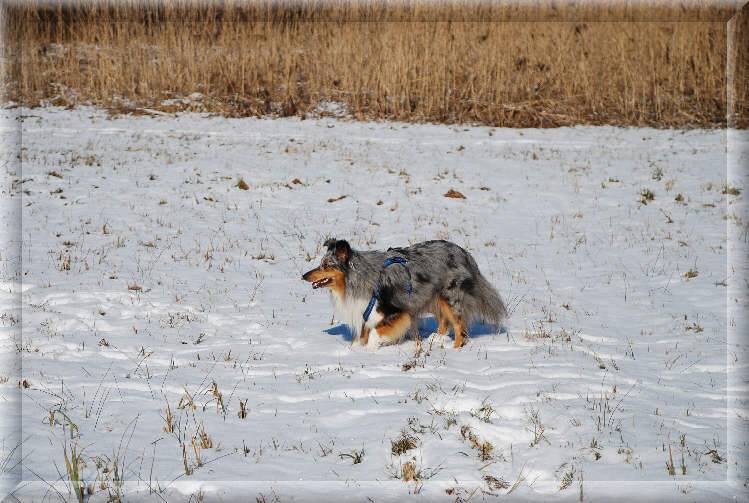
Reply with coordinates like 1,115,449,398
437,297,466,348
431,299,448,334
375,312,412,345
452,317,467,348
436,309,450,335
359,325,370,346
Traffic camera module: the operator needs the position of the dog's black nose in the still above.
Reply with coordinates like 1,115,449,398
302,267,319,281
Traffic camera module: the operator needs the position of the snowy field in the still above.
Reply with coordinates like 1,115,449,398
1,106,748,502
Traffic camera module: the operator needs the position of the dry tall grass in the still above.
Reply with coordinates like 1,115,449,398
728,2,749,128
2,0,747,127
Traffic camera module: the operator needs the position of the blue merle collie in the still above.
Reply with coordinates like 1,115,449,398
302,239,507,349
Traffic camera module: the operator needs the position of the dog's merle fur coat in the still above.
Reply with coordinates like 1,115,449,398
303,239,507,348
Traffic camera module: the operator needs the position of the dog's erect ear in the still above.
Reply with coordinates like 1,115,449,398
324,238,337,250
334,240,351,263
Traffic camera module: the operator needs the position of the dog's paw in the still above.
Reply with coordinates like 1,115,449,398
366,330,382,351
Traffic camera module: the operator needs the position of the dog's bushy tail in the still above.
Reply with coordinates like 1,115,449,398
467,272,508,326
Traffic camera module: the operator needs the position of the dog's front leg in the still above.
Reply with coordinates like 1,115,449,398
371,312,412,347
359,325,370,346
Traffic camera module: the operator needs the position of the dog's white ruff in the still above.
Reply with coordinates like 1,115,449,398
331,293,370,339
332,294,399,347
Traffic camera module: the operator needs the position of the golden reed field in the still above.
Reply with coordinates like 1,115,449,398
2,0,748,128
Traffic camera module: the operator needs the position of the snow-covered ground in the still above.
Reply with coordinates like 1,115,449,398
1,107,747,502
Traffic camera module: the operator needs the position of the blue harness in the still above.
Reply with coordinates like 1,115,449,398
362,256,412,322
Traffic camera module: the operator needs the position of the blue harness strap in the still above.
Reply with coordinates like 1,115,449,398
362,256,411,322
362,293,378,322
383,256,407,267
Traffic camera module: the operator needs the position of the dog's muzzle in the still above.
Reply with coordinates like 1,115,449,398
302,269,332,289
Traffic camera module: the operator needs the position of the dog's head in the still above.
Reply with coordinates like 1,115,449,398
301,238,351,290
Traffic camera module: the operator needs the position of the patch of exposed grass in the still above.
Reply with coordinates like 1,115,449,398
460,425,494,461
484,474,510,491
402,460,417,481
683,268,699,280
525,407,550,447
722,185,741,196
639,188,655,205
470,399,496,424
391,431,418,456
339,448,364,464
444,189,466,199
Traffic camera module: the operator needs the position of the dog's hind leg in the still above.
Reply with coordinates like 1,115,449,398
437,313,450,336
437,297,467,348
434,302,450,335
371,312,412,347
452,317,467,348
